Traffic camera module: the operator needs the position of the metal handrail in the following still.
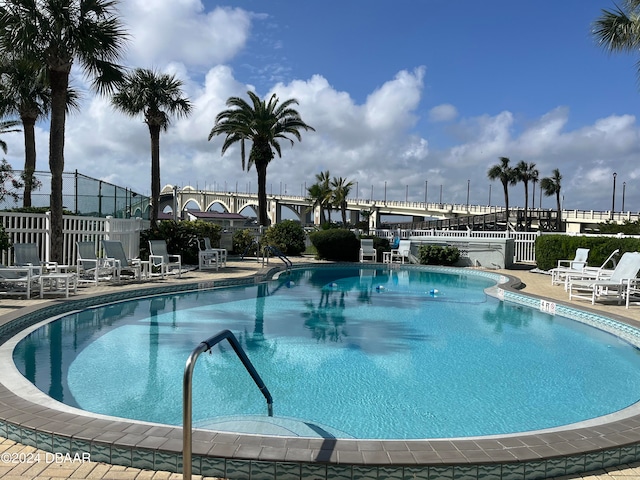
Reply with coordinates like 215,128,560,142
183,329,273,480
262,245,293,271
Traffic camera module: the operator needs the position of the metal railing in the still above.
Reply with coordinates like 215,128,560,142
182,329,273,480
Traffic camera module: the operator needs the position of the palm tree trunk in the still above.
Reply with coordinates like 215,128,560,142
523,182,529,232
556,192,562,231
149,124,161,227
341,203,347,226
256,162,268,226
48,69,69,263
502,181,509,229
21,115,37,208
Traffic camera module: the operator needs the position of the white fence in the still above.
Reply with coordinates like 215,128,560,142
0,212,147,266
373,228,540,264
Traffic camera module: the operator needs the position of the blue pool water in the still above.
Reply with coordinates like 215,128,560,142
12,266,640,439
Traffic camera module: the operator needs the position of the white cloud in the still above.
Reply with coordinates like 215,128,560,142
429,104,458,123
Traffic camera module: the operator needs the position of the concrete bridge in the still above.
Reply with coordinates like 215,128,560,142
158,185,640,232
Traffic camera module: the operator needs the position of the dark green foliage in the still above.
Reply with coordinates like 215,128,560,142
0,222,10,252
263,220,306,255
140,220,221,264
535,234,640,271
233,228,258,255
417,244,461,265
309,229,359,261
597,220,640,235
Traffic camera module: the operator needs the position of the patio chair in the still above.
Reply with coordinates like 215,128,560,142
391,240,412,264
149,239,182,278
13,242,58,274
557,249,619,291
202,237,227,267
550,248,589,286
568,251,640,306
102,240,142,281
0,266,40,298
359,238,376,263
77,241,116,284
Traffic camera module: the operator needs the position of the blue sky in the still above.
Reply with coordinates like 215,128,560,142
3,0,640,216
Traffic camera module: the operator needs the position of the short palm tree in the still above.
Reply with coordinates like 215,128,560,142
112,68,193,226
515,161,539,231
315,170,332,223
593,0,640,79
487,157,517,227
307,182,327,225
541,169,563,231
209,91,315,226
0,0,128,262
331,176,354,226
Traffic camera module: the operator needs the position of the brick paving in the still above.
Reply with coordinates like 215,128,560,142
1,259,640,479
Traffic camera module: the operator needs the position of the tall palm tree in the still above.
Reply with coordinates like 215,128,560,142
541,169,563,231
209,91,315,226
331,176,354,226
0,59,53,207
0,0,128,262
487,157,517,227
515,161,539,232
112,69,193,226
593,0,640,79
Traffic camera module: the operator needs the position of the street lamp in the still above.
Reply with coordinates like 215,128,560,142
424,180,428,204
439,184,443,204
356,181,358,201
623,182,626,212
466,179,470,208
405,185,408,203
611,172,617,219
488,184,492,207
384,181,387,203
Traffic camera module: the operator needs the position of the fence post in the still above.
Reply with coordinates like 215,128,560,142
44,211,52,263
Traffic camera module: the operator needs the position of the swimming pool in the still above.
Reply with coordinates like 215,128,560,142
11,266,640,440
3,263,640,480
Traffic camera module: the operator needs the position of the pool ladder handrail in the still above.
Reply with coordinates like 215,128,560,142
262,245,293,272
183,329,273,480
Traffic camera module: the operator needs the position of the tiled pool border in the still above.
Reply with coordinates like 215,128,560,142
2,263,640,480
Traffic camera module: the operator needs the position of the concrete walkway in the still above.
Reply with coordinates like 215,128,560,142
2,260,640,479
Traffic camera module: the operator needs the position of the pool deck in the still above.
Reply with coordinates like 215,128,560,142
2,259,640,479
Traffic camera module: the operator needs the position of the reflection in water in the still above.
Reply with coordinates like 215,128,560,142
483,301,535,332
302,288,347,342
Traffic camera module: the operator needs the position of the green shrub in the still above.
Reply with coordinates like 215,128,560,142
263,220,306,255
535,234,640,271
0,222,10,253
233,228,258,255
417,244,460,265
309,229,359,261
140,220,222,264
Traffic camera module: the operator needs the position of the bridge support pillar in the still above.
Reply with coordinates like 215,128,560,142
369,208,380,230
349,210,359,226
269,199,281,225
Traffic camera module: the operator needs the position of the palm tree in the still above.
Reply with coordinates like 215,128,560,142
0,0,128,262
487,157,517,227
209,91,315,226
315,170,332,223
593,0,640,79
0,119,20,153
541,169,563,231
515,161,539,231
331,176,354,226
112,69,193,226
307,182,327,225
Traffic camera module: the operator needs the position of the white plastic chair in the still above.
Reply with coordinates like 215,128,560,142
359,238,376,263
149,240,182,278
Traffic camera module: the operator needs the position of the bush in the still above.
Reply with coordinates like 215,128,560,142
417,244,460,266
263,220,306,256
309,229,359,261
535,234,640,271
0,222,10,253
140,220,222,264
233,228,258,255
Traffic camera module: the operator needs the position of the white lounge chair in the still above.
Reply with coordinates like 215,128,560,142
13,242,58,274
391,240,411,264
77,241,116,284
557,249,619,291
550,248,589,286
149,240,182,278
0,266,40,298
359,238,376,263
102,240,142,281
569,251,640,306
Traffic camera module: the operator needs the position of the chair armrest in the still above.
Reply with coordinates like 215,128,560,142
149,254,164,266
168,254,181,262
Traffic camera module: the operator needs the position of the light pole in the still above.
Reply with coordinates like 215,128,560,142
488,184,492,207
623,182,626,212
370,184,373,202
384,181,387,203
424,180,428,204
466,179,470,208
439,184,443,205
611,172,617,219
405,185,408,203
356,181,358,201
